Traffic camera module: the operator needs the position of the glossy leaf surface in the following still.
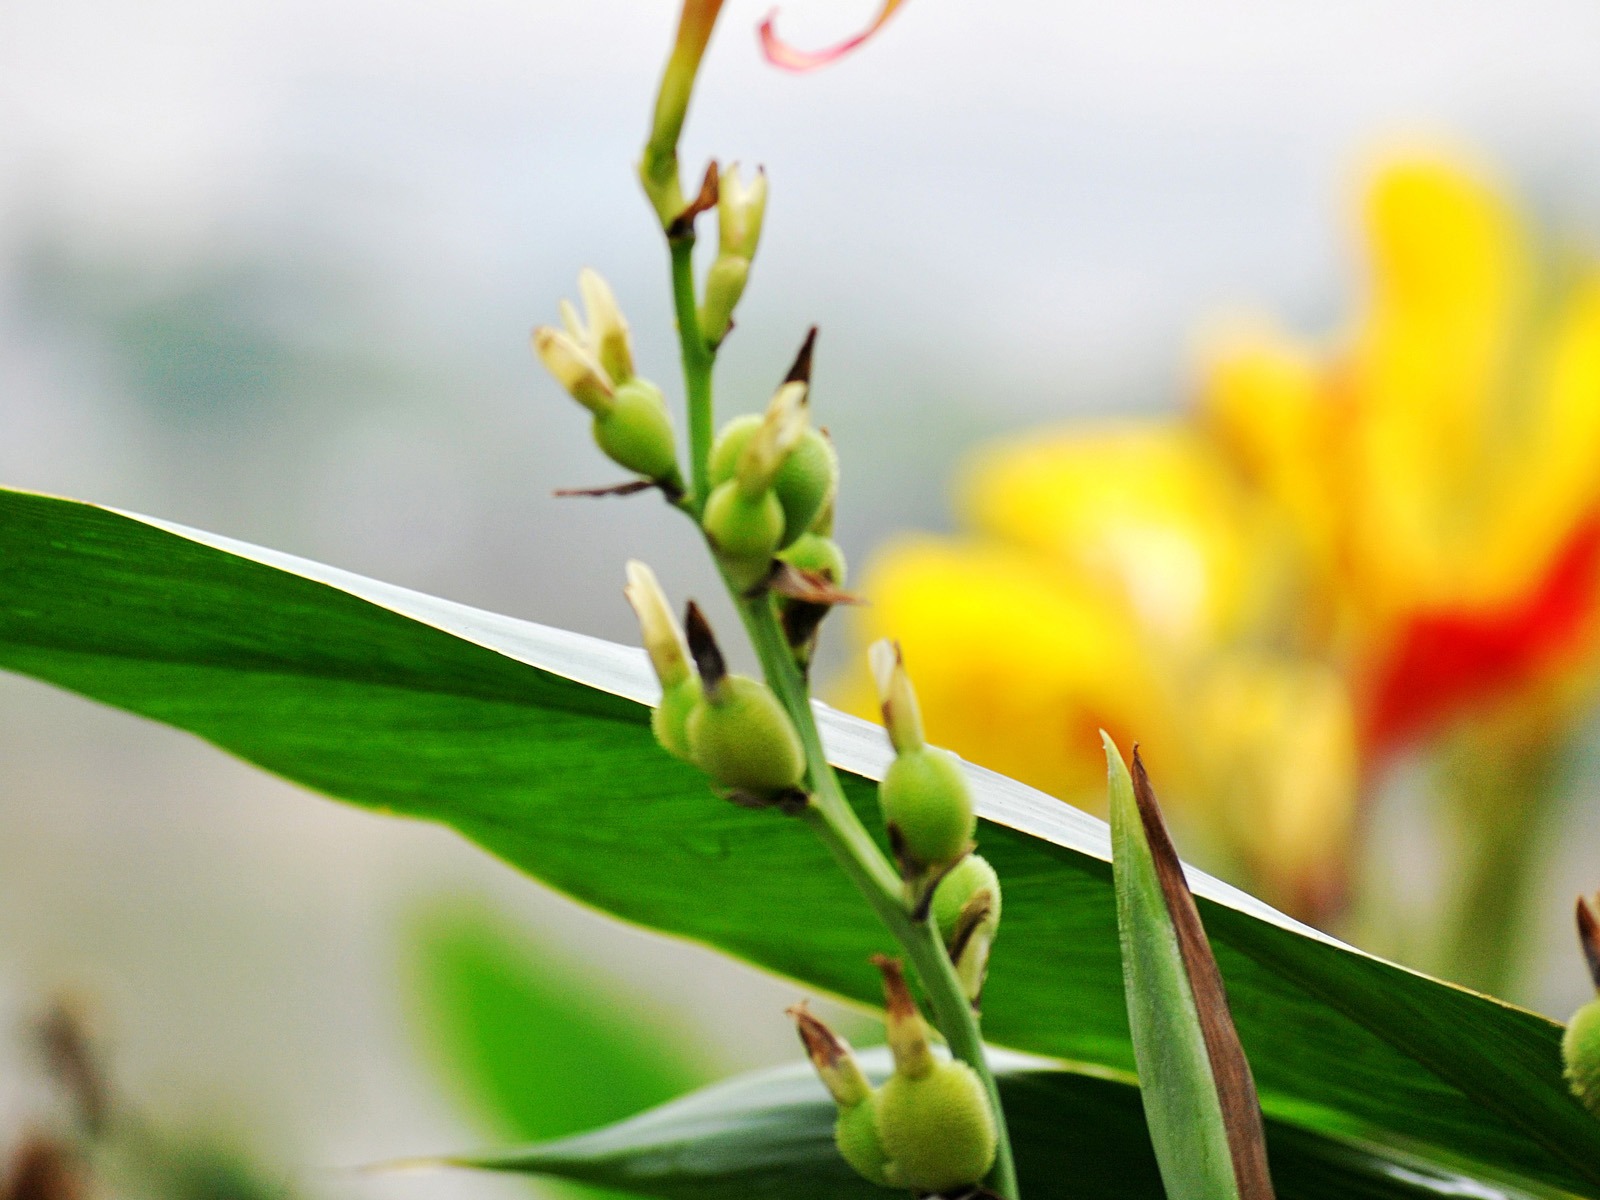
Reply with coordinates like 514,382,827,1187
1,488,1595,1196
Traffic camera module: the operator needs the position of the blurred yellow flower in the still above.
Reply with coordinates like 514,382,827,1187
848,153,1600,923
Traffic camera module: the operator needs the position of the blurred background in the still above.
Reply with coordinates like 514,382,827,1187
4,0,1600,1196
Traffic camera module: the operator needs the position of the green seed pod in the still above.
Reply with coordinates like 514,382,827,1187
703,479,785,589
773,427,838,547
709,414,761,487
687,675,805,794
778,532,847,585
932,854,1001,944
835,1100,892,1187
651,677,702,762
876,1060,997,1193
1566,896,1600,1119
593,379,680,484
870,955,996,1193
881,747,976,876
1565,998,1600,1119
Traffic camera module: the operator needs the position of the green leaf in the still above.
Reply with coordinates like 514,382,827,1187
439,1051,1559,1200
400,897,708,1200
1107,741,1272,1200
2,488,1597,1196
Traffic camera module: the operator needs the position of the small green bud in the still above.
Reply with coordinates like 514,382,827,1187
778,532,847,585
687,674,805,793
932,854,1001,1005
789,1002,893,1187
703,480,785,589
681,603,805,795
1566,1000,1600,1119
870,642,975,878
835,1100,892,1188
871,956,997,1194
932,854,1001,943
623,561,699,761
1565,895,1600,1119
773,427,838,547
576,268,634,385
709,414,761,487
699,254,750,348
717,163,768,261
594,379,680,485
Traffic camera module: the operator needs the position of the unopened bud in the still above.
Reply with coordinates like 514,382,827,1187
788,1002,871,1108
773,428,838,548
703,480,785,590
871,956,997,1194
683,604,806,794
737,382,808,496
577,268,635,385
594,379,681,486
699,254,750,348
624,561,700,760
533,327,614,415
1565,895,1600,1119
718,163,767,260
932,855,1001,1005
870,640,923,754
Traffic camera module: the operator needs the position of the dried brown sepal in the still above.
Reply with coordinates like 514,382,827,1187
683,601,726,691
553,480,658,498
788,1001,847,1072
1578,894,1600,992
764,562,860,606
1,1136,87,1200
667,160,720,240
871,954,917,1022
946,890,996,968
780,601,828,672
784,326,819,386
1131,749,1275,1200
35,1000,109,1137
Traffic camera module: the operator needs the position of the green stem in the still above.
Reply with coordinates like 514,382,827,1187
732,590,1020,1200
669,236,715,512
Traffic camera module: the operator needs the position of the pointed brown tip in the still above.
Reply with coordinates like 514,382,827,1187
870,954,916,1019
668,160,721,239
784,326,819,386
683,601,726,689
1578,895,1600,992
553,480,656,499
767,562,860,606
788,1001,846,1071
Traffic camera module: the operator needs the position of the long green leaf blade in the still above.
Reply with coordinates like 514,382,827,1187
1,488,1597,1196
1107,740,1272,1200
440,1052,1559,1200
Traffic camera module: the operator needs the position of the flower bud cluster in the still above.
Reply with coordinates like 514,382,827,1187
704,348,842,594
625,561,806,805
792,958,998,1194
699,164,768,347
533,271,682,492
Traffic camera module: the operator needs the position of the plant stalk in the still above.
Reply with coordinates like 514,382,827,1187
668,234,715,513
733,589,1020,1200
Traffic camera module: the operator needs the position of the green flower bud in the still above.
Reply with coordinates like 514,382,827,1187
576,268,634,385
533,326,614,414
773,428,838,547
871,642,975,878
1565,895,1600,1119
681,603,804,795
788,1003,891,1187
703,479,785,589
778,532,847,585
709,414,761,487
718,163,768,261
699,254,750,349
932,854,1001,1006
687,674,804,793
594,379,681,485
710,416,837,548
623,561,699,761
871,956,997,1194
1565,999,1600,1119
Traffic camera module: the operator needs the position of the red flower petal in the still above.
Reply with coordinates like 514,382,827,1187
758,1,906,72
1361,515,1600,758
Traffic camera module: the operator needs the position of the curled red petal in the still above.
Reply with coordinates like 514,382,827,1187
758,1,906,72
